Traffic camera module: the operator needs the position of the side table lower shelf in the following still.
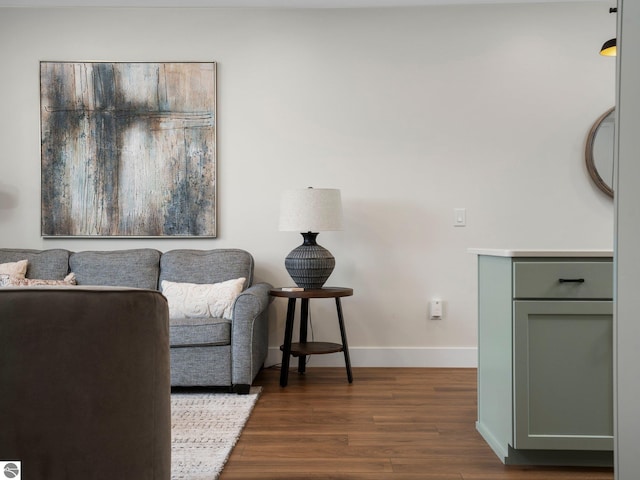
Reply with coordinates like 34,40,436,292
280,342,344,357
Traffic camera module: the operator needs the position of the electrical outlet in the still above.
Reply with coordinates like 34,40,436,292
430,299,443,319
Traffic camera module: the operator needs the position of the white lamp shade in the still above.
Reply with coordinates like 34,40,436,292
279,188,343,232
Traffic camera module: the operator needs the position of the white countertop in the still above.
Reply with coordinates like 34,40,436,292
467,248,613,258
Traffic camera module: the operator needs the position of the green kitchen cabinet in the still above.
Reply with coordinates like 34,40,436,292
471,250,614,466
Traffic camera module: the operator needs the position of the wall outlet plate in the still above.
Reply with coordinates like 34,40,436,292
430,299,443,319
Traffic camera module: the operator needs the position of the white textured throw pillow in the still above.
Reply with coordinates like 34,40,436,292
5,272,77,287
161,278,246,320
0,259,28,278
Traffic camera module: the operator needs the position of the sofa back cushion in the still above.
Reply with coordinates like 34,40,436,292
70,249,161,289
0,248,70,280
160,249,254,287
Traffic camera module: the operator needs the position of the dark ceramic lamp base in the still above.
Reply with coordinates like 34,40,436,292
284,232,335,289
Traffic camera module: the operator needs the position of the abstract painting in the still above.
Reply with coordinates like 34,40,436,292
40,62,216,237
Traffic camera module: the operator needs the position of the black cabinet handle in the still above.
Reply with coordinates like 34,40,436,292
558,278,585,283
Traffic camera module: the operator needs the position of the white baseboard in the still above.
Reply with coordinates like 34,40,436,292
265,346,477,368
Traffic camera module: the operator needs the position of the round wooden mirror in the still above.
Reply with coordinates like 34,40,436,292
585,107,615,198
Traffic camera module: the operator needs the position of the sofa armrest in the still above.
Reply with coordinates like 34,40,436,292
235,282,272,316
231,282,272,387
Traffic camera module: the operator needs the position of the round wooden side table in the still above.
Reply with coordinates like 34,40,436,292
270,287,354,387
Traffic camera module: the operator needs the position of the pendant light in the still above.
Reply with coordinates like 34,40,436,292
600,38,617,56
600,7,617,57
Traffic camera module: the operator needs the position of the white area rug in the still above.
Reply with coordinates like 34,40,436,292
171,388,261,480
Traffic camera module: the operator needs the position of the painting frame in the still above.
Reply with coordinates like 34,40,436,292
40,61,217,238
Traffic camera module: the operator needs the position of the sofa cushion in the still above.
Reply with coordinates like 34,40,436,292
160,249,254,287
170,317,231,347
70,249,161,289
0,259,28,277
5,272,77,287
161,277,245,320
0,249,70,279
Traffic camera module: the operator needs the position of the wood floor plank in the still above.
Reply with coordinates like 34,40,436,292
220,367,614,480
222,473,464,480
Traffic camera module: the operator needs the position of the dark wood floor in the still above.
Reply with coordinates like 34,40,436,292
221,367,614,480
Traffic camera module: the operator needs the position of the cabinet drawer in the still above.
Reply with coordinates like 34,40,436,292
513,261,613,299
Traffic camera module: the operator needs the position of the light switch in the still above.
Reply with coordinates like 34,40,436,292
454,208,466,227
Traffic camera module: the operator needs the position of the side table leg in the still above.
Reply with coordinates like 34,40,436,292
280,298,297,387
298,298,309,374
335,298,353,383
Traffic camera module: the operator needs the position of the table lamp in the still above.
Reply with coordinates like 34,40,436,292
278,187,343,289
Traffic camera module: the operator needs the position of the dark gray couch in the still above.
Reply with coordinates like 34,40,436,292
0,248,271,393
0,286,171,479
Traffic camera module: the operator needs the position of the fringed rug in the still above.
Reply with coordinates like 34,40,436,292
171,388,261,480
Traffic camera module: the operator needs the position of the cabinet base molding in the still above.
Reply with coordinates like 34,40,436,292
477,421,613,467
504,445,613,467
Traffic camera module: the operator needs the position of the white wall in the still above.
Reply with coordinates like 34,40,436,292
0,3,615,366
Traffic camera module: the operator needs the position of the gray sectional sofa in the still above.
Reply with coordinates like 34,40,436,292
0,247,271,393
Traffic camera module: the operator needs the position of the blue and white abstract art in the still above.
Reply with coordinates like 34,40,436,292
40,61,216,237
